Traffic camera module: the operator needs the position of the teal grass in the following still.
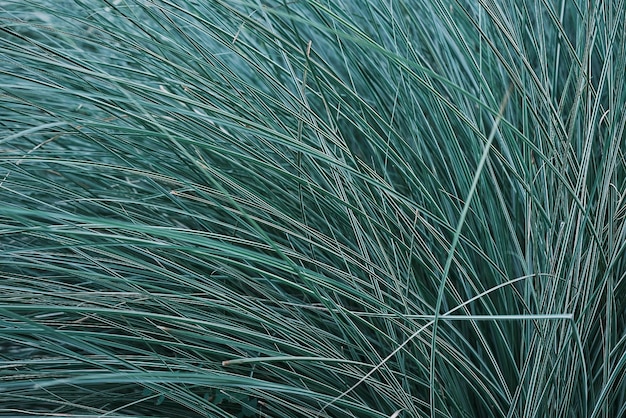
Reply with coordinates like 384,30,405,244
0,1,625,417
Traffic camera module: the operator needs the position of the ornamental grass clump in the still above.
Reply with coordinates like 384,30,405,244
1,1,625,417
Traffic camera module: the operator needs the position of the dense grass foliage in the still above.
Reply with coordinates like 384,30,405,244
1,1,625,416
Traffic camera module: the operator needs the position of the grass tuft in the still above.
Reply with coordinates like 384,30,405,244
1,1,625,417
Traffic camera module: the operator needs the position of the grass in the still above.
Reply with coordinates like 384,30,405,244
0,0,625,416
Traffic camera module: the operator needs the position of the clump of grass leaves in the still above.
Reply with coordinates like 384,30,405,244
1,1,625,417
